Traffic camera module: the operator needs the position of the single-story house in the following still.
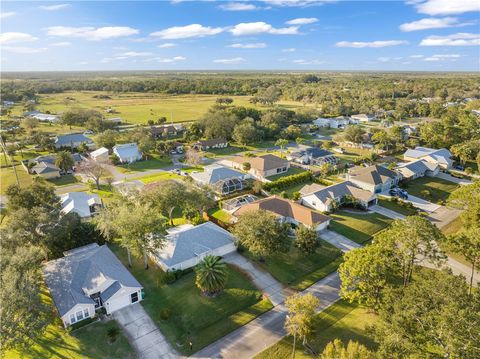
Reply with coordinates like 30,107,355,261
192,138,228,151
112,143,142,164
60,192,102,218
31,161,61,179
226,154,290,181
232,195,331,231
153,222,237,271
171,141,184,153
106,117,122,124
55,133,95,150
43,243,143,327
287,147,338,166
190,164,248,195
351,114,376,122
313,116,355,129
346,165,401,193
90,147,109,163
396,159,439,180
151,125,177,138
403,147,453,169
300,181,378,212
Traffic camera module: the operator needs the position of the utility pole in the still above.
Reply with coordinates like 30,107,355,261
0,135,19,186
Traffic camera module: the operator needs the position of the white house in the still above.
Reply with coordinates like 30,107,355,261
90,147,109,163
403,147,453,169
113,143,142,164
60,192,102,218
396,160,439,180
43,244,143,327
313,116,354,129
55,133,95,150
351,114,376,122
153,222,237,271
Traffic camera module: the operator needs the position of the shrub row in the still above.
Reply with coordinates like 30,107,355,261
263,171,313,191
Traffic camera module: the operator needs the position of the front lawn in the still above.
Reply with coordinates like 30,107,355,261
132,171,183,184
117,155,172,173
0,164,33,194
111,245,273,355
255,300,377,359
329,210,392,244
47,174,80,186
204,146,246,157
377,197,417,216
244,240,343,290
403,177,459,204
282,180,314,198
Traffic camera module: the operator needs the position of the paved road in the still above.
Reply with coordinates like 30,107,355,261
113,303,178,359
54,183,88,195
192,272,342,359
320,229,362,252
370,205,406,220
436,172,472,186
223,253,287,306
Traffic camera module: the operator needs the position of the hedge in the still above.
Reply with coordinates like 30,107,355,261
263,171,313,191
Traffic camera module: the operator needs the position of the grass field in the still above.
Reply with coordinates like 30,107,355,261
255,300,377,359
111,245,273,355
0,164,33,194
329,210,392,244
377,197,417,216
8,92,307,126
244,240,343,290
117,154,172,173
403,177,459,204
207,207,232,223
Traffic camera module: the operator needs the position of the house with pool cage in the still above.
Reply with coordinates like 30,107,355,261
190,164,249,195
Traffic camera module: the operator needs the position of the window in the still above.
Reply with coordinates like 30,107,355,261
282,167,287,172
70,313,76,324
76,310,84,321
83,308,89,318
131,292,139,303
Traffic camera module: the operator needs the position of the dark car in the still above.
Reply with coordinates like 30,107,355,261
453,164,465,171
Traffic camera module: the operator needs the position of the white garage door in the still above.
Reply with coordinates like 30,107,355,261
106,291,137,314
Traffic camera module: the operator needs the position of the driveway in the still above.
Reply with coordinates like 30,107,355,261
319,229,362,253
427,206,462,229
370,205,405,220
223,253,286,306
113,303,178,359
435,172,472,186
403,195,440,213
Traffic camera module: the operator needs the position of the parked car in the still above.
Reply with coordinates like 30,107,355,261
389,188,408,199
453,164,465,171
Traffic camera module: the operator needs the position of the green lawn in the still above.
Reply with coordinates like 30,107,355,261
131,172,183,184
255,300,377,359
244,240,343,290
329,210,392,244
204,145,247,157
111,245,273,355
377,197,417,216
282,181,314,198
46,174,80,186
207,207,232,223
403,177,459,204
267,167,306,181
117,155,172,173
441,216,463,236
0,164,33,194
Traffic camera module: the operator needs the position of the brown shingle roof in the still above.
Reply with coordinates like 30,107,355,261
232,154,288,172
233,195,331,227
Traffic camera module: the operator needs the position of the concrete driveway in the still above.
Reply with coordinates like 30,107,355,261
403,195,440,213
435,172,472,186
223,253,286,306
113,303,178,359
370,205,405,220
427,206,462,229
319,229,362,253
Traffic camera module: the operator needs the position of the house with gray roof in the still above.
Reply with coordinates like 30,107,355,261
346,165,401,193
31,161,61,179
300,181,377,212
403,147,453,169
43,243,143,327
396,159,439,180
60,192,102,218
55,133,95,150
113,143,142,164
190,164,248,195
153,222,237,271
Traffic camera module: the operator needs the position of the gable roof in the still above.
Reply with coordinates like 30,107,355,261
32,161,60,174
348,165,398,186
300,181,376,204
43,244,142,316
60,192,102,218
233,195,331,227
195,138,228,147
151,125,176,136
233,154,288,172
397,159,438,177
155,222,235,268
404,147,452,160
190,164,245,185
113,143,142,160
90,147,109,157
55,133,93,147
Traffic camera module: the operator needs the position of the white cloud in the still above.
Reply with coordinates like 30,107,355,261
424,54,461,61
39,4,70,11
420,32,480,46
335,40,408,48
79,61,88,65
51,41,71,47
377,57,392,62
262,0,334,7
230,22,299,36
229,42,267,48
0,11,16,19
152,56,186,63
410,54,425,58
292,58,324,65
157,43,177,48
412,0,480,16
47,26,139,40
400,17,473,32
2,46,47,54
151,24,224,39
219,2,259,11
0,32,38,45
115,51,153,58
286,17,318,25
213,57,246,64
282,48,296,52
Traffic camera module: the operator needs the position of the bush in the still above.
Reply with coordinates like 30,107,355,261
159,308,172,321
465,167,473,175
69,317,96,331
263,171,313,191
107,326,120,343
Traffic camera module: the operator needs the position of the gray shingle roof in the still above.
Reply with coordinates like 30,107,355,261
348,165,398,186
55,133,93,147
43,244,142,316
300,181,376,203
155,222,236,268
190,165,245,185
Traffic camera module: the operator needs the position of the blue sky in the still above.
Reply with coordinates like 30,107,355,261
1,0,479,71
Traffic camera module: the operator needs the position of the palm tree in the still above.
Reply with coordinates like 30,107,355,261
275,138,289,158
195,255,228,296
55,151,75,173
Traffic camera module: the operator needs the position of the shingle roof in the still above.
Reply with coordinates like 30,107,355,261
55,133,93,147
190,164,245,185
155,222,236,268
397,159,438,177
195,138,228,147
348,165,398,186
232,154,288,172
43,244,142,316
90,147,109,157
233,195,331,227
32,161,60,174
300,181,376,203
60,192,102,218
113,143,142,161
